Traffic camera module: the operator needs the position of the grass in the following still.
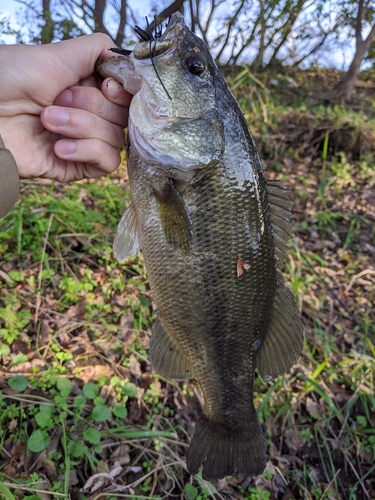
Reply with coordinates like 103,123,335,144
1,67,375,499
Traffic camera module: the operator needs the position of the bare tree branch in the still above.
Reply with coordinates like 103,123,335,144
148,0,185,31
114,0,127,46
326,0,375,100
215,0,246,62
292,31,329,66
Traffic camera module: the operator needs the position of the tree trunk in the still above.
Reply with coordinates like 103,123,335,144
114,0,127,46
253,0,265,68
328,0,375,101
40,0,54,43
93,0,109,35
333,39,373,100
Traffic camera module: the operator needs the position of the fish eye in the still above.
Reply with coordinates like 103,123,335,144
186,56,206,76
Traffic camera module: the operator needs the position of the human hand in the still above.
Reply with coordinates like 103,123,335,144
0,33,131,182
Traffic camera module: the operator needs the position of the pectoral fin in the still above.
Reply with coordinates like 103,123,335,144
113,203,140,261
149,319,193,380
154,180,192,252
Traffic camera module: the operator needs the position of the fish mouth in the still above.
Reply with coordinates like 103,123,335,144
133,13,184,60
133,39,176,60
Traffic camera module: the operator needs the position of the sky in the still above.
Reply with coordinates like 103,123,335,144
0,0,363,70
0,0,154,44
1,0,18,43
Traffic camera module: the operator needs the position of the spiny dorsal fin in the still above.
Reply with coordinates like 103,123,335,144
149,319,193,380
256,271,303,378
154,180,192,252
113,203,140,262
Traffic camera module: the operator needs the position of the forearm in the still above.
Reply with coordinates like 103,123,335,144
0,136,19,218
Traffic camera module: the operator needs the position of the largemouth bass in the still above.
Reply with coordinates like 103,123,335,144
96,13,303,480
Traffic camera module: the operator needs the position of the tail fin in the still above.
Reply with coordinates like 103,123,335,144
186,415,267,480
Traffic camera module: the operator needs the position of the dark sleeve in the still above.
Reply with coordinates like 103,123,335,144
0,135,19,218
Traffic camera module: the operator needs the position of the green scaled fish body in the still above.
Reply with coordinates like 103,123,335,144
96,13,303,480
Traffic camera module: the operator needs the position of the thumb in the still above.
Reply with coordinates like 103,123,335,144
50,33,117,85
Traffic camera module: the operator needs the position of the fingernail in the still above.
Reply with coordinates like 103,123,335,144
45,107,70,126
106,78,126,98
57,140,76,155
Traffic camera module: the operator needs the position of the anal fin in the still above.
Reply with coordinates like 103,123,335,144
113,203,140,262
149,319,193,380
256,271,303,379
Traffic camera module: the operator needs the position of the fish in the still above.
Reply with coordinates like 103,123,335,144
96,13,303,480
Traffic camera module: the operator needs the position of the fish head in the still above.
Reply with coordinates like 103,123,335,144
96,13,224,174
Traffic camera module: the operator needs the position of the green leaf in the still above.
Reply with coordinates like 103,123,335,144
28,429,50,452
113,405,127,419
93,396,105,406
35,411,53,428
91,405,111,422
0,344,10,357
56,377,72,396
67,440,85,458
56,352,73,361
195,474,217,495
185,483,199,500
356,415,367,427
0,482,16,500
73,394,87,406
8,375,28,392
123,382,137,398
39,404,54,415
110,376,122,387
10,354,28,366
8,271,24,282
83,382,99,400
83,428,101,445
53,394,68,410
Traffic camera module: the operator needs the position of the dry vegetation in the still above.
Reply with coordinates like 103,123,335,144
0,68,374,500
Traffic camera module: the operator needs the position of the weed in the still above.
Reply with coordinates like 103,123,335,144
0,293,31,344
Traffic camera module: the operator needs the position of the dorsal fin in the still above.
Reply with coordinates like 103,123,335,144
255,179,304,378
268,179,293,269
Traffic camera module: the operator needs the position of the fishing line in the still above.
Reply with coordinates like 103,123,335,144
147,15,172,101
134,17,172,101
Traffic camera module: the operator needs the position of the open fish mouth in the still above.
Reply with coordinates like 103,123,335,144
108,16,181,61
132,16,181,60
133,38,175,60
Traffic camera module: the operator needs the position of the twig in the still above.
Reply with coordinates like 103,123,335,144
35,213,54,328
321,468,341,499
345,269,375,294
0,483,68,497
